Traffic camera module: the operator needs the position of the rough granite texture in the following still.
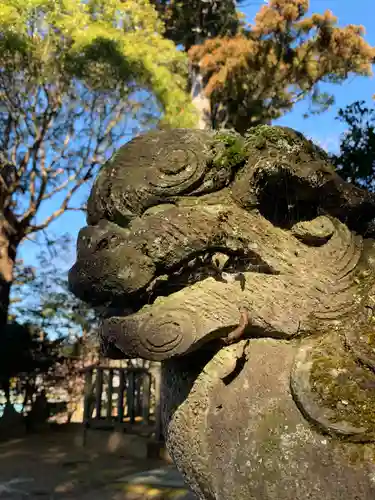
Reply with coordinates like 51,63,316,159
69,125,375,499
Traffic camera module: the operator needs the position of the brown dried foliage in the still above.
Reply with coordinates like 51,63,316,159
189,0,375,133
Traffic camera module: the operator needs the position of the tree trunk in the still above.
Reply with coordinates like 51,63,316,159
189,62,212,130
0,217,17,331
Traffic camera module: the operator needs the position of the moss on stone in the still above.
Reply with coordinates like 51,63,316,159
309,339,375,433
244,125,329,162
210,129,247,171
245,125,291,151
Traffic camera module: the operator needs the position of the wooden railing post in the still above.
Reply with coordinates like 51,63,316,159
106,369,113,419
117,369,125,423
82,368,93,446
154,368,163,441
127,370,135,424
94,368,103,419
140,371,150,425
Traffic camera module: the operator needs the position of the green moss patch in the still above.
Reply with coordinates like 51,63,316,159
211,129,247,170
310,336,375,434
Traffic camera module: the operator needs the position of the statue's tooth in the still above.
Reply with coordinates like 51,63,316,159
187,257,197,268
211,252,230,270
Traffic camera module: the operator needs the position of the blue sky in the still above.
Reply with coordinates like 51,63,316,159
17,0,375,277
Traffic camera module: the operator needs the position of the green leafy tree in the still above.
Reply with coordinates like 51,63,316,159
331,101,375,191
0,0,197,329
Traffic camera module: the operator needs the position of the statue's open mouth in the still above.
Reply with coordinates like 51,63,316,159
139,249,277,306
99,247,281,360
68,201,362,362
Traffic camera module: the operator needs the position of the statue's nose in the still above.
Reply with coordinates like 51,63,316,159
68,222,155,305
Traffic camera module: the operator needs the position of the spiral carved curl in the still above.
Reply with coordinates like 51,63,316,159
147,147,206,196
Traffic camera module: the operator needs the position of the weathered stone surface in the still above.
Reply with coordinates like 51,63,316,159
162,340,375,500
69,125,375,499
291,216,335,245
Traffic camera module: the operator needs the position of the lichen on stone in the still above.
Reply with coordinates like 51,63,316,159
244,124,329,163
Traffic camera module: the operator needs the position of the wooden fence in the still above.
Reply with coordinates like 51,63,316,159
82,365,162,438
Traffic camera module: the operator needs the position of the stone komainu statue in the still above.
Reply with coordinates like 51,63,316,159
69,126,375,500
